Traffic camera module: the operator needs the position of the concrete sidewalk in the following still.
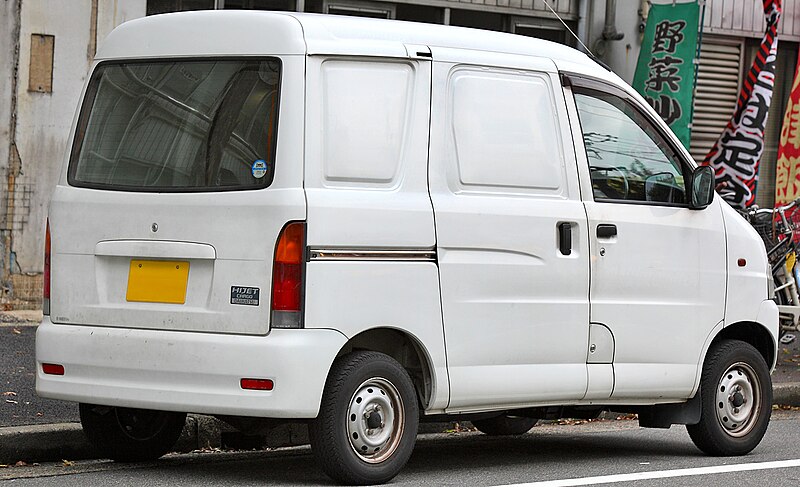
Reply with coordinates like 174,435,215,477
2,309,800,465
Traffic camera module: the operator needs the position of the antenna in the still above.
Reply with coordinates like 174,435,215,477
539,0,611,71
539,0,593,55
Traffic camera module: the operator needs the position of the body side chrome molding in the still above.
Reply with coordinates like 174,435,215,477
308,248,436,262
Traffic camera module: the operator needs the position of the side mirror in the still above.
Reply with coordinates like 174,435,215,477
690,165,715,210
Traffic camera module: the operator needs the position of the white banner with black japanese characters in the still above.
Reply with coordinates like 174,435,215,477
704,0,781,209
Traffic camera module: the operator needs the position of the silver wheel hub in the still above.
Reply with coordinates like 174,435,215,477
715,362,761,437
347,377,404,464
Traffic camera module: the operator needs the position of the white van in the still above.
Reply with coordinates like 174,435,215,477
37,11,778,485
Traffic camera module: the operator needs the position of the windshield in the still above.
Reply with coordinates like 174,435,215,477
68,58,281,191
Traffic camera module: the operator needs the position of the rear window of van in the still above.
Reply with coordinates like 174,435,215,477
68,58,280,192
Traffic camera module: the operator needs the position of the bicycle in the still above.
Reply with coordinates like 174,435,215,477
739,199,800,342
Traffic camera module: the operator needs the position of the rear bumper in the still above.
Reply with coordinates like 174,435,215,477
36,318,347,418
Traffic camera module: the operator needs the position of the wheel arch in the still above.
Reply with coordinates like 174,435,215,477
334,327,436,410
712,321,776,371
644,320,775,430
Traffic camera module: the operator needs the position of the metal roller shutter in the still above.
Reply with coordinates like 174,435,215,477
689,39,743,164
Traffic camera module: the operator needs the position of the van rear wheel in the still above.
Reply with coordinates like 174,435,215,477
309,351,419,485
686,339,771,456
79,404,186,462
472,415,537,436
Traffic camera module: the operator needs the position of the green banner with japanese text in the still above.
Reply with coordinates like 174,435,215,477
632,0,700,148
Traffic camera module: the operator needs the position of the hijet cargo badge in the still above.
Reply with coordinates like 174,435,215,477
231,286,260,306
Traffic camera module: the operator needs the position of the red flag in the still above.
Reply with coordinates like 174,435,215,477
775,50,800,239
775,51,800,206
704,0,781,209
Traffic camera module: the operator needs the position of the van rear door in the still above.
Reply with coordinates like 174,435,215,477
49,57,305,335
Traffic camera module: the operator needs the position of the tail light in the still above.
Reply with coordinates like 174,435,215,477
43,219,51,316
271,221,305,328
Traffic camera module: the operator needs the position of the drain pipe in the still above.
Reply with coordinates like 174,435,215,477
602,0,625,42
594,0,625,57
577,0,589,54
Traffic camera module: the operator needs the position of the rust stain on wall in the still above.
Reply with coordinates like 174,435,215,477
2,0,23,307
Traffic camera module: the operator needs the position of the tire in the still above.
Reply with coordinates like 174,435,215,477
309,351,419,485
472,415,537,436
79,404,187,462
686,339,772,456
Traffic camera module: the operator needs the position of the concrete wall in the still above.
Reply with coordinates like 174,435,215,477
97,1,147,49
2,0,145,307
12,0,94,278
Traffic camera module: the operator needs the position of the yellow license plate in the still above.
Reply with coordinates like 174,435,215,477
788,252,797,273
126,260,189,304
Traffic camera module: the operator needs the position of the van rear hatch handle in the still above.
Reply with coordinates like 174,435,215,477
95,240,217,260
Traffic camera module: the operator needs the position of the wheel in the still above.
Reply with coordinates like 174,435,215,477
686,340,772,456
79,404,187,462
309,351,419,485
773,266,791,306
472,414,537,436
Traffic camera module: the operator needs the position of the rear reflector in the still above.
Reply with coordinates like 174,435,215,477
42,363,64,375
240,378,274,391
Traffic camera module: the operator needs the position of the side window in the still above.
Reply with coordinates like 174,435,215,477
573,90,687,205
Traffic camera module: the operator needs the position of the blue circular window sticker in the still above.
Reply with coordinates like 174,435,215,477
251,159,268,179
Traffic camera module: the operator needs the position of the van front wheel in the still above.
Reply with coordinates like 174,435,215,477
686,339,772,456
309,351,419,485
79,404,186,462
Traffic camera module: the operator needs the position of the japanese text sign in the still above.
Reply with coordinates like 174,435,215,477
633,0,700,149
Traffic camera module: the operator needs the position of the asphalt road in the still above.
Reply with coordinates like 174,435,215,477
3,410,800,486
0,323,79,426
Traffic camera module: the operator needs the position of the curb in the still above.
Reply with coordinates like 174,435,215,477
0,415,457,464
0,311,42,324
773,381,800,407
3,384,800,465
0,423,97,464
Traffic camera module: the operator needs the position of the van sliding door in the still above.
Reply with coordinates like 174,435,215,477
428,49,591,410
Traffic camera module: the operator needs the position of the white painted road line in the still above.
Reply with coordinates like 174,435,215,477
494,459,800,487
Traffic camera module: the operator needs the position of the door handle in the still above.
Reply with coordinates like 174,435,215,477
558,222,572,256
596,224,617,239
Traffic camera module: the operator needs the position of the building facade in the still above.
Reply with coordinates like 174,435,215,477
0,0,798,308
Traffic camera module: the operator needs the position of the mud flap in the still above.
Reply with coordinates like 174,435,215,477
637,391,702,429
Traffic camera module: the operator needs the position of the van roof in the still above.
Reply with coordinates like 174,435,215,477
96,10,611,79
